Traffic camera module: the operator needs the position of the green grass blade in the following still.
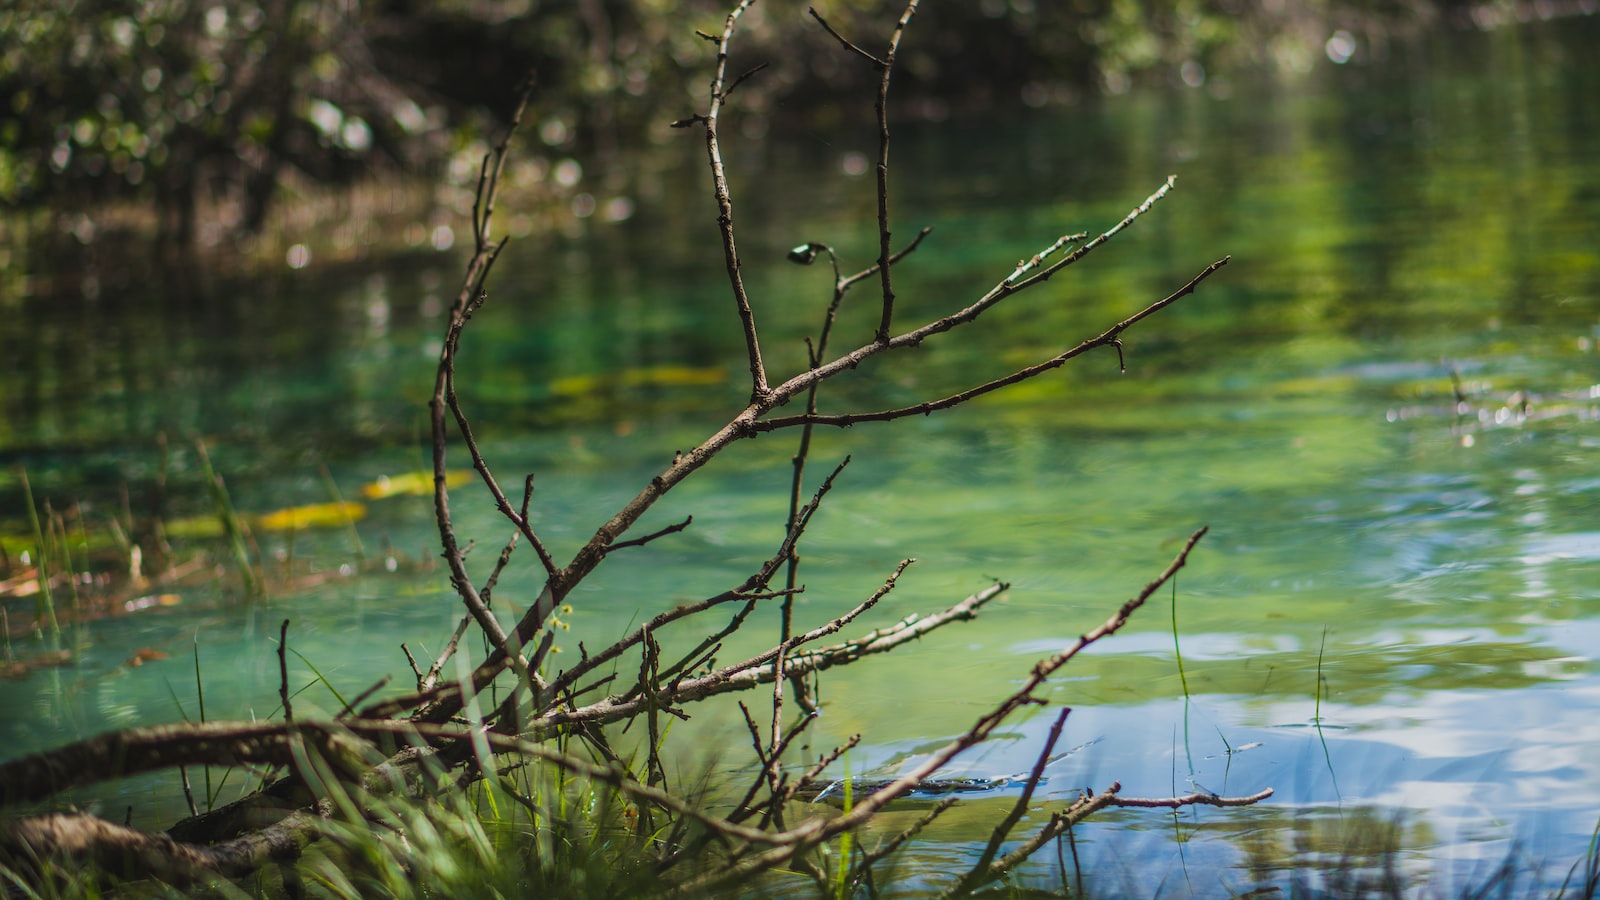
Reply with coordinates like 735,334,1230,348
834,752,853,900
18,467,61,642
291,647,351,712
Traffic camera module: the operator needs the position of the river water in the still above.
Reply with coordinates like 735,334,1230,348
3,12,1599,897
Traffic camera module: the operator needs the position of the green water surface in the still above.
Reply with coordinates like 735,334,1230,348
3,13,1600,897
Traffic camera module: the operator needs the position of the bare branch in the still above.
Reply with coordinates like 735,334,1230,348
400,643,426,688
540,588,765,709
472,78,532,251
808,8,884,66
737,701,769,766
335,677,391,720
939,782,1275,898
431,75,540,676
1109,788,1277,809
810,2,919,343
538,458,849,710
669,530,1213,893
1008,175,1178,292
3,719,792,880
1,807,328,884
698,0,770,403
604,516,693,554
527,630,557,682
782,176,1187,393
423,615,474,692
481,524,520,606
752,256,1231,431
851,797,958,889
1004,232,1090,285
950,707,1071,895
277,619,293,723
871,1,919,343
762,711,820,793
839,225,934,293
0,721,375,806
772,733,862,815
715,558,913,684
782,224,932,695
502,186,1197,694
519,473,557,575
723,62,770,100
533,579,1004,738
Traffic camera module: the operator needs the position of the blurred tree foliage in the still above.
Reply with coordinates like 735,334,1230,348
2,0,444,247
1,0,1446,246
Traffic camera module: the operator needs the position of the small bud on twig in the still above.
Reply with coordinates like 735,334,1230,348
787,242,827,265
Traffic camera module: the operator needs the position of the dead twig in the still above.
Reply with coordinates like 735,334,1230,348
697,0,770,403
749,257,1230,431
668,529,1233,894
947,707,1072,895
277,620,293,723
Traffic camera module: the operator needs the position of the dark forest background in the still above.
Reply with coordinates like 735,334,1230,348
2,0,1495,250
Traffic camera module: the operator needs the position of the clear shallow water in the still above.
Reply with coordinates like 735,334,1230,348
4,13,1600,896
